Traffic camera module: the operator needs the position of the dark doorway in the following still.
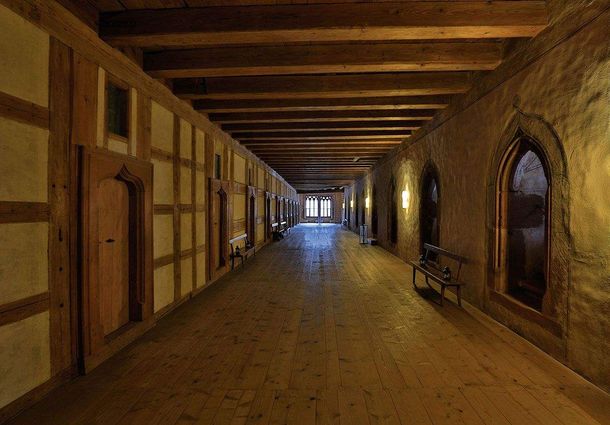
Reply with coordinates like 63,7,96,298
420,168,440,256
371,185,378,236
503,140,549,310
249,194,256,247
389,177,398,244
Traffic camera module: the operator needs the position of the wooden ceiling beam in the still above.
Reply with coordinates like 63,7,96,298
224,121,422,132
144,42,502,78
194,96,451,112
210,110,435,123
173,72,471,99
234,130,408,140
242,141,400,147
100,2,547,47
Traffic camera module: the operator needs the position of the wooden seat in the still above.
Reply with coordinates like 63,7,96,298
409,243,467,306
280,221,290,235
271,222,283,241
229,234,255,270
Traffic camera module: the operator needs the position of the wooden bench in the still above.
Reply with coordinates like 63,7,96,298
229,234,255,270
279,221,290,235
410,243,467,306
271,223,282,241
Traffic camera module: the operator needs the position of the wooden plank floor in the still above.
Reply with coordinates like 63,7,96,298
8,224,610,425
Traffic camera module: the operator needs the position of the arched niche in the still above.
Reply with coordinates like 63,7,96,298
388,176,398,244
419,161,441,256
371,184,378,236
487,110,570,338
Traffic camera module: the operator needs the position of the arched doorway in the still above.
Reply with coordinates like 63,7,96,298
248,192,256,247
354,195,359,227
420,166,440,253
360,190,366,226
388,176,398,244
498,137,549,310
265,193,271,240
371,185,378,236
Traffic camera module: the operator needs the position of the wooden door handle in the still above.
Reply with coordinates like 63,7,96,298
105,238,115,243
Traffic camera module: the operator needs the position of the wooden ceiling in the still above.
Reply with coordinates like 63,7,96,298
94,0,548,191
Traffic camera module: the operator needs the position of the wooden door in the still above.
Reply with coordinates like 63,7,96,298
97,178,130,336
209,178,230,281
80,147,153,373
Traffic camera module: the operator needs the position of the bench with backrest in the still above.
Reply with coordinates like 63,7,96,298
271,222,283,241
410,243,467,306
279,221,290,235
229,234,255,270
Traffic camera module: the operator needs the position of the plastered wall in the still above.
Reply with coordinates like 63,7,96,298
0,5,52,409
346,8,610,390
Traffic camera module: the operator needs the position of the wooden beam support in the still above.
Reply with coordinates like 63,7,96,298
144,42,502,78
233,130,408,140
194,96,451,112
100,2,548,47
224,121,423,132
174,72,471,99
242,140,401,146
210,110,436,123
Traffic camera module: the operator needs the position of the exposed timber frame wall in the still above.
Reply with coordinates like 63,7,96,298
0,1,297,421
345,1,610,391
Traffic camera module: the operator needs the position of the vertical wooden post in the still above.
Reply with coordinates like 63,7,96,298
48,38,74,375
172,115,181,301
137,93,151,161
191,125,197,292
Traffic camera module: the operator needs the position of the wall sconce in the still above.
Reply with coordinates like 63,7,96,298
365,197,370,208
401,190,410,209
342,202,345,209
350,200,353,208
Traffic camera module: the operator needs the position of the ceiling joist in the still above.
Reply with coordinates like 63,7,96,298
193,96,451,112
144,42,503,78
100,2,547,47
174,72,471,99
209,110,435,123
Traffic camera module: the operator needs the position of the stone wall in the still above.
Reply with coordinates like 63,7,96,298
345,4,610,390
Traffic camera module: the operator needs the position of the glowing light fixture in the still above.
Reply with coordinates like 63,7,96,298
401,190,410,209
365,197,370,208
350,199,353,208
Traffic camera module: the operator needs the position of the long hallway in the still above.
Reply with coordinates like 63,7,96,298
9,225,610,425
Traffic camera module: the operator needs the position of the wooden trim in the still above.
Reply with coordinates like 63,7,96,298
178,204,193,213
195,244,206,254
191,124,198,291
136,93,151,160
489,290,562,337
172,114,181,301
0,201,49,223
0,90,49,129
71,52,98,148
48,38,74,375
0,293,50,327
153,204,174,214
179,157,194,168
151,147,173,162
180,248,194,259
154,254,174,269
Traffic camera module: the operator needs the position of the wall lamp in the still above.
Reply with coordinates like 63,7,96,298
365,197,370,208
402,190,410,209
